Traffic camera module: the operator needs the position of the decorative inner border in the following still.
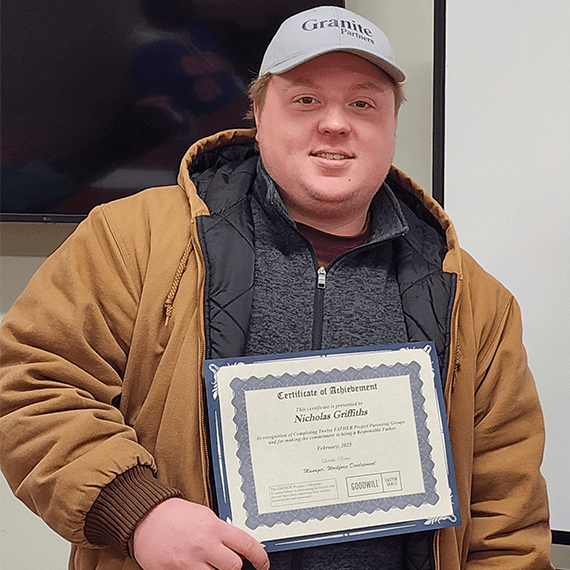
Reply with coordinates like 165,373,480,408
229,361,439,530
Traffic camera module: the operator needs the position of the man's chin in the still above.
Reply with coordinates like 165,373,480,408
306,182,359,203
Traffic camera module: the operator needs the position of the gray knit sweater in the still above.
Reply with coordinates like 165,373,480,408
243,161,411,570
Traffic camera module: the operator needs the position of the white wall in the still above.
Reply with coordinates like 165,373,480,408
0,224,75,569
444,0,570,544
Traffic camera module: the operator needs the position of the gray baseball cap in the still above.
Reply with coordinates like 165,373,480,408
259,5,405,83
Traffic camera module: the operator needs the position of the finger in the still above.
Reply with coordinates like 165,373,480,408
204,545,244,570
222,527,269,570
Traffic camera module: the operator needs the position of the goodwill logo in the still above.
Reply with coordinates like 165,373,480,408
301,17,375,44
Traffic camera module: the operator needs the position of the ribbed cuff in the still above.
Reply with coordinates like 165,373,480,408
84,465,183,557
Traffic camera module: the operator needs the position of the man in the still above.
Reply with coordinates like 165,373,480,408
0,5,554,570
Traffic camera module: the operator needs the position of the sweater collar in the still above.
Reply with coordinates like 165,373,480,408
253,158,409,245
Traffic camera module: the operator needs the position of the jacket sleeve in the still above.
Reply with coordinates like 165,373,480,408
0,205,167,548
466,279,553,568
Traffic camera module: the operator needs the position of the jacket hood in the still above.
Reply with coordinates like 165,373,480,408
386,167,461,277
177,129,258,219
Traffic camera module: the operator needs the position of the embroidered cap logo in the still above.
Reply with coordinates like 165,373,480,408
301,17,376,45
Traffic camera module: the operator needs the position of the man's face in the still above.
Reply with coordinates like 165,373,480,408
254,51,397,233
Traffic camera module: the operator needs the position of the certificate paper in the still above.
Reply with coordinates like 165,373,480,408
204,342,460,551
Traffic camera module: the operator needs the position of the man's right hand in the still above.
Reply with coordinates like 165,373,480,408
131,498,270,570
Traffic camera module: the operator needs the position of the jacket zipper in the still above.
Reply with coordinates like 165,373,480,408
310,240,383,351
312,266,327,350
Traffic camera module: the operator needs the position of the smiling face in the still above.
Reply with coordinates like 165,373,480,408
253,51,398,235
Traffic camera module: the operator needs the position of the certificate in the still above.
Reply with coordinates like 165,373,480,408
204,342,460,551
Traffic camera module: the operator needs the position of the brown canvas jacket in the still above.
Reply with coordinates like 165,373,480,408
0,129,553,569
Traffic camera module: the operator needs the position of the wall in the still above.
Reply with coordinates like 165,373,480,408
444,1,570,566
0,224,75,568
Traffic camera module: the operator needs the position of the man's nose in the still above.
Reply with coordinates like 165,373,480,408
317,105,351,137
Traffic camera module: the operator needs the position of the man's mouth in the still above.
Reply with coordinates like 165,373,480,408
312,152,353,160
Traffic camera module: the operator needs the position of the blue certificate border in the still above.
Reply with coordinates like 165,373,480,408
233,361,438,528
204,342,461,552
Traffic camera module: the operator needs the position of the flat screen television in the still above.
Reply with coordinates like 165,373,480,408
1,0,344,222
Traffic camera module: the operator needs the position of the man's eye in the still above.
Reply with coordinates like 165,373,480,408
298,96,316,105
353,100,372,109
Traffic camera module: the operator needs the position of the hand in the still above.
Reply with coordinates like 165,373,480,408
132,498,270,570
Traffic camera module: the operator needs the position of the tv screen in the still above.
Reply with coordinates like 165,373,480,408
1,0,344,222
